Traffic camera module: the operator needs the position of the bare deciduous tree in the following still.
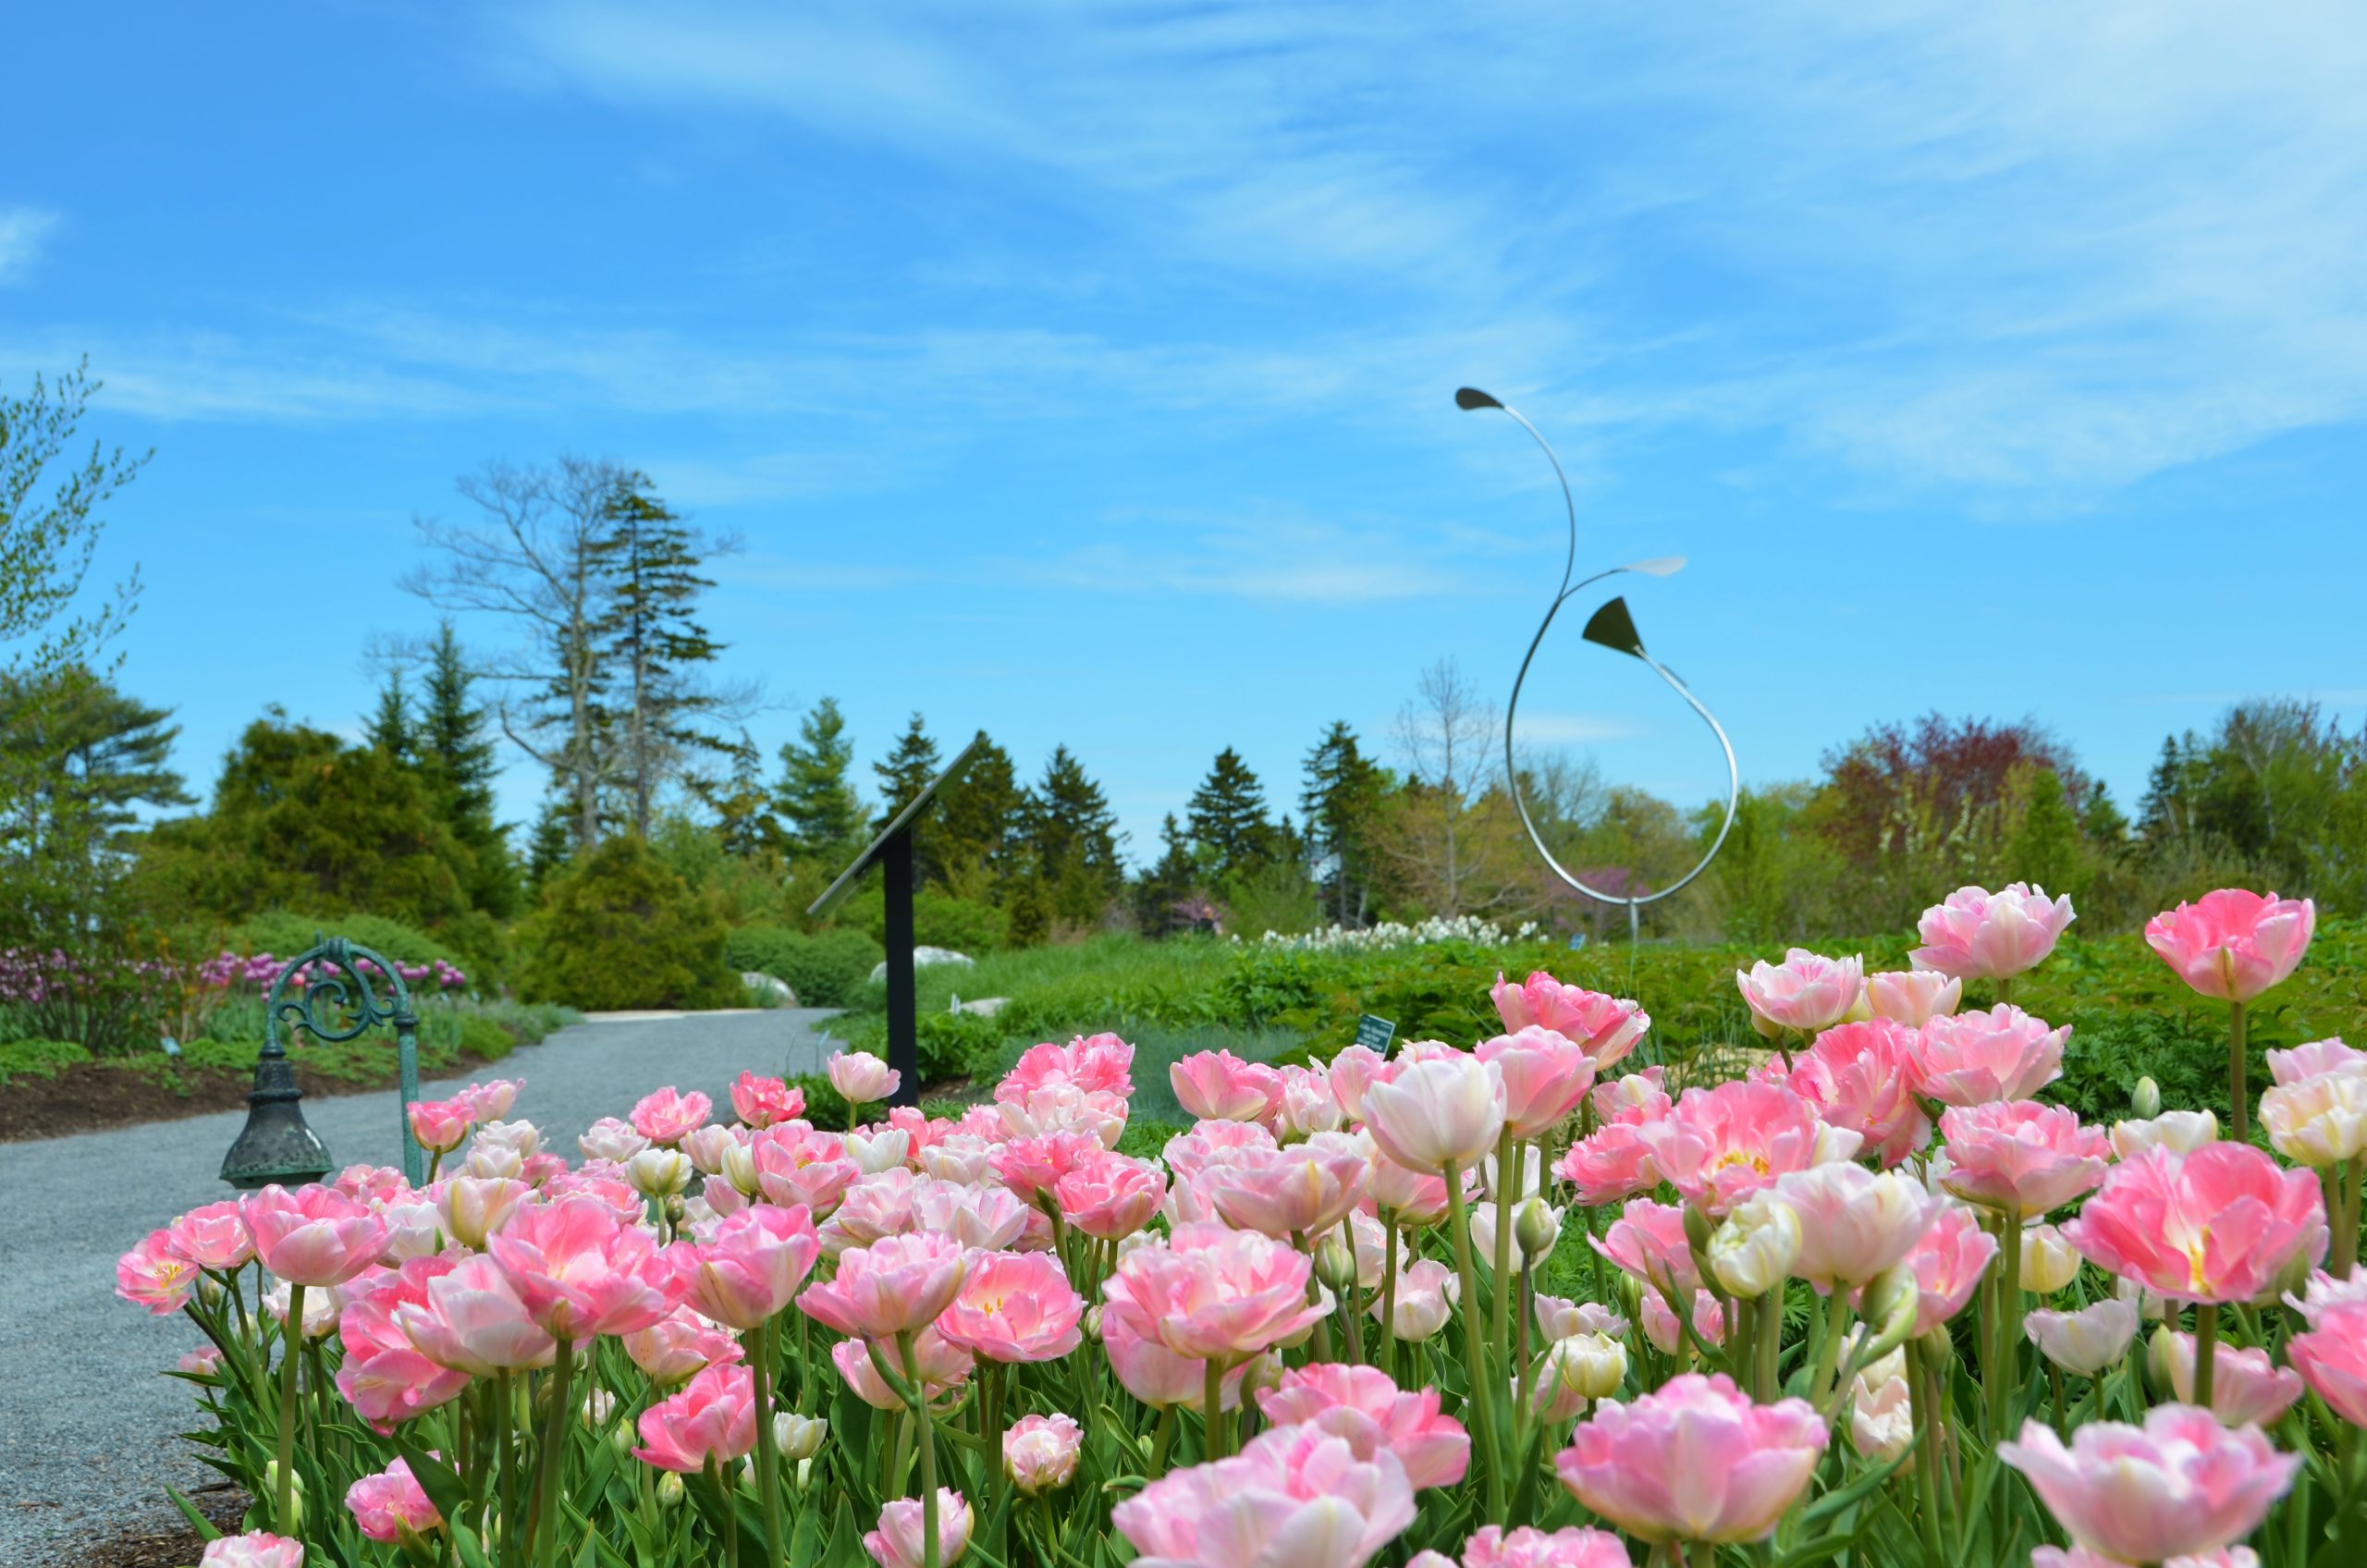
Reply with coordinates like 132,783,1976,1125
1380,656,1528,916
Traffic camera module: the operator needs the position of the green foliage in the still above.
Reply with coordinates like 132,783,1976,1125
786,1072,851,1128
724,925,885,1009
775,696,866,859
833,886,1009,955
1113,1116,1186,1162
512,833,741,1011
825,1009,1004,1083
226,910,478,980
1186,745,1273,881
0,1037,92,1085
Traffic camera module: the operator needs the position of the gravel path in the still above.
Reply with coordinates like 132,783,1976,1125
0,1007,845,1562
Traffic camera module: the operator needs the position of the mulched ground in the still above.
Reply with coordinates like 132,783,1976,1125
65,1483,248,1568
0,1049,510,1144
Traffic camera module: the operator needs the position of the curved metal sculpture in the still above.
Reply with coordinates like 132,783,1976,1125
220,935,423,1188
1455,386,1741,937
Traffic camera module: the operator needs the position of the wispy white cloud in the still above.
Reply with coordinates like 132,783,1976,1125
0,206,60,286
1025,510,1496,605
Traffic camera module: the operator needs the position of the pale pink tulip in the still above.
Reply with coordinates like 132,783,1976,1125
1362,1055,1506,1176
2026,1299,2140,1377
394,1253,557,1374
1914,1005,2070,1106
910,1178,1030,1252
828,1049,901,1106
2286,1268,2367,1326
999,1033,1135,1101
1276,1063,1344,1137
749,1124,860,1217
824,1169,922,1255
1257,1362,1470,1489
1555,1372,1827,1543
1783,1019,1932,1168
1890,1203,1997,1335
1593,1198,1700,1293
263,1276,341,1338
2033,1550,2261,1568
730,1072,804,1129
916,1133,1000,1186
2064,1145,2326,1304
336,1258,473,1429
627,1085,711,1145
623,1306,744,1385
436,1175,531,1250
1103,1309,1252,1408
1940,1101,2111,1219
1775,1163,1941,1292
1912,883,2076,981
1490,973,1650,1071
1639,1288,1728,1355
1102,1220,1323,1366
455,1078,521,1121
1476,1026,1599,1139
2287,1300,2367,1427
407,1097,474,1154
1055,1150,1168,1240
989,1130,1105,1206
1635,1081,1858,1218
2111,1111,2222,1161
1864,969,1963,1027
1111,1423,1416,1568
578,1117,650,1163
865,1490,974,1568
242,1183,388,1287
1375,1258,1460,1341
201,1532,306,1568
1162,1118,1278,1181
116,1231,199,1316
1328,1044,1388,1122
178,1346,225,1376
1461,1524,1632,1568
937,1250,1084,1362
2155,1331,2304,1426
166,1200,256,1271
1551,1121,1662,1206
345,1456,443,1542
667,1202,821,1330
1005,1412,1084,1494
335,1164,413,1206
800,1230,970,1340
1170,1049,1284,1124
1735,949,1863,1035
2260,1069,2367,1168
995,1081,1128,1146
1998,1406,2298,1563
1207,1134,1370,1237
1534,1294,1628,1342
833,1328,973,1410
634,1362,757,1472
2267,1036,2366,1087
488,1194,681,1338
2146,889,2316,1002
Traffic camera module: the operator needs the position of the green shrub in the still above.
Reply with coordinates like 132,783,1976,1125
0,1038,92,1086
1114,1117,1185,1163
834,887,1011,955
512,835,743,1011
725,925,885,1009
787,1072,851,1129
451,1013,516,1060
226,911,491,987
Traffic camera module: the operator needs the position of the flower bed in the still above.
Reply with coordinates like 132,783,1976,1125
118,883,2367,1568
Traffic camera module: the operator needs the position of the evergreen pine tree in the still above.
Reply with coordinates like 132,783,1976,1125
1301,720,1383,924
2081,779,2131,855
1023,745,1123,926
2005,766,2088,896
417,622,520,918
935,731,1019,898
1133,812,1198,935
692,732,786,859
365,669,415,762
775,696,865,858
2138,733,2196,844
869,712,943,889
524,796,577,893
1186,746,1272,881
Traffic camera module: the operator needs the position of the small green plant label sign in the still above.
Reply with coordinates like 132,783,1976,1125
1353,1012,1397,1052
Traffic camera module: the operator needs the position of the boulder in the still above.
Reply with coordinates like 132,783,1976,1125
949,995,1011,1019
742,972,797,1006
866,947,975,985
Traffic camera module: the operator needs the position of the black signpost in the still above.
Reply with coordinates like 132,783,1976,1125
807,735,983,1108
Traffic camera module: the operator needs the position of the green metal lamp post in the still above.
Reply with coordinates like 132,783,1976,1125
220,935,424,1190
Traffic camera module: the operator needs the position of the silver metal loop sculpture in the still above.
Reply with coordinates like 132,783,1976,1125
1455,387,1741,934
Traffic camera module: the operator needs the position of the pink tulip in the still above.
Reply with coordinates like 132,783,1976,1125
408,1097,474,1154
730,1071,804,1129
1635,1081,1859,1219
201,1533,306,1568
623,1306,744,1385
242,1183,388,1287
166,1199,257,1271
1911,883,2076,981
1102,1220,1323,1366
1913,1005,2070,1106
634,1362,758,1472
1555,1372,1827,1543
1170,1049,1284,1124
488,1194,682,1339
2267,1037,2366,1087
1462,1525,1634,1568
1639,1287,1729,1355
436,1175,531,1250
668,1202,822,1329
1004,1412,1085,1495
580,1116,651,1163
1161,1118,1278,1181
825,1168,922,1253
2032,1550,2261,1568
1551,1121,1662,1206
800,1230,970,1340
910,1177,1031,1252
1783,1019,1932,1169
2155,1331,2305,1426
916,1134,999,1186
455,1079,521,1121
334,1163,413,1205
1328,1044,1388,1122
1490,973,1650,1071
629,1086,712,1145
1112,1423,1417,1568
2025,1299,2140,1377
1362,1055,1506,1176
345,1456,443,1542
999,1032,1135,1100
1103,1309,1253,1408
1365,1145,1457,1227
116,1231,199,1316
1593,1198,1700,1293
2287,1300,2367,1427
989,1130,1105,1207
1207,1134,1370,1237
1886,1203,1999,1335
865,1490,974,1568
1998,1406,2298,1563
1376,1258,1460,1341
1864,968,1963,1027
833,1328,973,1410
1276,1063,1343,1137
1939,1101,2111,1219
1535,1294,1627,1342
829,1049,901,1105
995,1080,1127,1146
1476,1026,1600,1139
1735,949,1863,1035
936,1250,1084,1362
1774,1163,1941,1292
394,1252,558,1374
1257,1362,1470,1489
2146,889,2316,1002
749,1124,860,1218
2064,1145,2326,1304
337,1258,473,1429
178,1346,225,1376
1054,1150,1169,1240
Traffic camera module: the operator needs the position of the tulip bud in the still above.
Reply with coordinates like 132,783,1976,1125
627,1147,693,1197
1918,1327,1954,1366
263,1462,305,1527
657,1473,685,1508
2019,1224,2081,1295
611,1424,634,1457
1514,1196,1561,1260
2146,1324,2178,1399
776,1413,828,1462
2132,1076,2162,1119
1708,1194,1800,1299
721,1140,762,1198
1683,1201,1718,1257
583,1389,618,1427
1860,1262,1920,1335
1614,1270,1641,1319
1561,1329,1627,1400
1239,1351,1284,1400
1082,1305,1102,1342
1315,1235,1358,1292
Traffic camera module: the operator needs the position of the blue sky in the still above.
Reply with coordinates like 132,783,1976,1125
6,2,2365,860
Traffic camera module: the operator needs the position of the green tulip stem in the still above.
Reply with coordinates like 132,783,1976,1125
273,1280,303,1532
1443,1159,1505,1523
